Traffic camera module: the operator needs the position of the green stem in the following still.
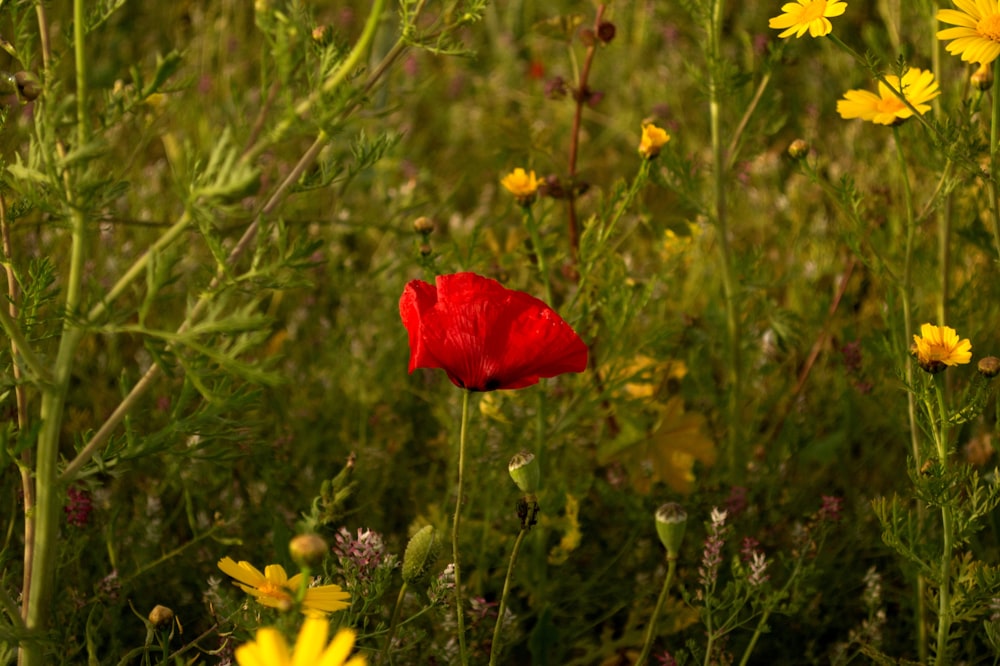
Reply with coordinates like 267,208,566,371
21,1,89,663
380,582,408,665
488,527,528,666
523,206,553,306
989,69,1000,264
452,390,471,666
931,376,953,664
707,0,740,473
893,126,920,466
635,557,676,666
605,159,650,246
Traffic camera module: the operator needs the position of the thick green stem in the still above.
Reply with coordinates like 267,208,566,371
21,1,90,663
635,557,677,666
489,527,528,666
452,390,471,666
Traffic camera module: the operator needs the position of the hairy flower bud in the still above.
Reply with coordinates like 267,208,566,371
973,63,994,91
655,503,688,559
402,524,441,583
597,21,616,43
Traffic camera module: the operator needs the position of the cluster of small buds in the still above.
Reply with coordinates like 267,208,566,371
428,563,456,606
654,652,678,666
747,551,770,587
64,486,93,527
698,508,730,594
725,485,748,517
333,527,388,579
862,566,883,611
818,495,843,523
99,569,121,603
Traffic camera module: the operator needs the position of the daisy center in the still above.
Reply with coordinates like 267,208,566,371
876,96,906,115
797,0,828,22
977,14,1000,42
259,581,293,602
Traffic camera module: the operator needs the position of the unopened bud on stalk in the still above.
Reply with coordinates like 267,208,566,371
655,503,688,560
289,533,329,568
402,524,441,583
973,63,993,91
148,605,174,629
597,21,616,44
14,72,40,101
413,216,435,235
979,356,1000,378
787,139,810,160
508,450,540,495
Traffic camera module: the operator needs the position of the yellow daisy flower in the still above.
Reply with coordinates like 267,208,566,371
769,0,848,39
912,323,972,374
500,168,541,206
235,617,367,666
937,0,1000,65
218,557,350,615
638,123,670,159
836,68,940,125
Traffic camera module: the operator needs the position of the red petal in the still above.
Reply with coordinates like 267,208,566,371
400,272,588,391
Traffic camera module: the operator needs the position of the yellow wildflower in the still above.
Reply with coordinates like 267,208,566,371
638,123,670,159
836,68,940,126
235,617,367,666
937,0,1000,65
500,168,541,206
912,323,972,374
769,0,847,38
218,557,350,615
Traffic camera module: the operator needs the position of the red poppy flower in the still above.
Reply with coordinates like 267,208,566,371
400,272,588,391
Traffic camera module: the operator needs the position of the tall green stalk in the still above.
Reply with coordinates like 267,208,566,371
452,391,471,666
21,1,90,663
929,377,954,665
489,528,527,666
989,70,1000,264
635,558,677,666
707,0,741,473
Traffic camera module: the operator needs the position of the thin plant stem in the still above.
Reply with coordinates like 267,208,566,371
565,4,606,264
523,206,553,306
989,71,1000,264
635,557,677,666
707,0,741,473
2,195,34,631
931,377,953,665
381,582,409,665
452,390,471,666
893,123,930,663
489,527,528,666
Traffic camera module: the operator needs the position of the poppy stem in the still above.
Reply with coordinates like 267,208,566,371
452,390,471,666
488,525,528,666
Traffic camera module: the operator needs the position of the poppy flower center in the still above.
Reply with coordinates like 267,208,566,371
796,0,828,22
978,14,1000,42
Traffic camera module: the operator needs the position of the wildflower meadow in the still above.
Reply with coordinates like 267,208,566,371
6,0,1000,664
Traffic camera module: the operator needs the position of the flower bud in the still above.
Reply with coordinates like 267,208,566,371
402,524,441,583
597,21,616,44
508,450,540,495
289,533,329,568
979,356,1000,378
973,63,994,91
148,604,174,629
413,216,435,235
14,71,41,101
655,503,687,559
787,139,810,160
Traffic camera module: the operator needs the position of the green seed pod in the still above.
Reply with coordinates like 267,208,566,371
655,503,688,560
402,524,441,583
508,450,540,495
